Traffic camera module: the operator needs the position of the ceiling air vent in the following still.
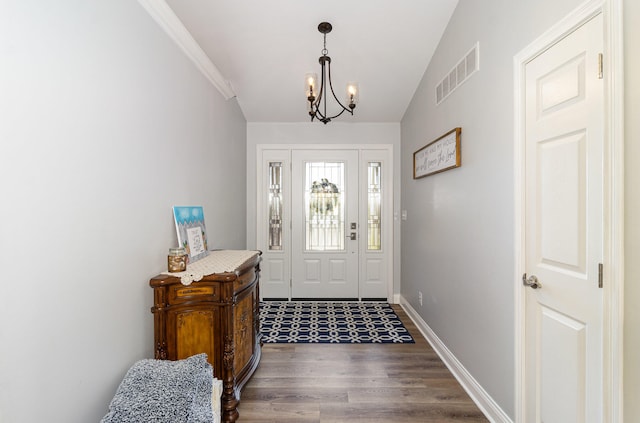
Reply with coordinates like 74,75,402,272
436,43,479,105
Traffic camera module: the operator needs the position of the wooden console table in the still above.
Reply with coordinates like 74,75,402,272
149,250,262,423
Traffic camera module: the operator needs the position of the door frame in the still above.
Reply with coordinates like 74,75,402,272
513,0,624,421
256,144,395,302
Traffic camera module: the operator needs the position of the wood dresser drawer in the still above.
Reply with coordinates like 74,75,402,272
233,268,256,292
168,284,219,304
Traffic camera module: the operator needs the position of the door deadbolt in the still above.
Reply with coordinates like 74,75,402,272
522,273,542,289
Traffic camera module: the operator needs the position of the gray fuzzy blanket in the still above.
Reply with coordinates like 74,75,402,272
101,354,214,423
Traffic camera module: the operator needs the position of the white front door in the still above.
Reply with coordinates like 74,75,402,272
291,149,359,298
523,13,604,422
258,146,393,300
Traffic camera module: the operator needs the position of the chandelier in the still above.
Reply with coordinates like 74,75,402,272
305,22,359,124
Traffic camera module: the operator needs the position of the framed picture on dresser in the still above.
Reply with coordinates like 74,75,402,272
172,206,209,262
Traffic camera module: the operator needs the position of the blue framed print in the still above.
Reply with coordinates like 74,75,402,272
172,206,209,262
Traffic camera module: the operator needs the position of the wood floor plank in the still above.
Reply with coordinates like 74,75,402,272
318,403,488,423
252,361,390,378
347,384,472,404
241,387,349,404
236,402,320,423
236,305,489,422
243,376,431,389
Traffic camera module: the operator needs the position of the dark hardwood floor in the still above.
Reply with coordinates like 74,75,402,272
236,305,489,422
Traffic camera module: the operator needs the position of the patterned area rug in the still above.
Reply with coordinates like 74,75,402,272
260,301,415,344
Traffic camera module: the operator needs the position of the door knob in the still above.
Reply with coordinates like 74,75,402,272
522,273,542,289
347,232,357,240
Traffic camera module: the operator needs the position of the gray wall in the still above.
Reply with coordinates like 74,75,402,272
0,1,247,422
400,0,589,418
624,0,640,420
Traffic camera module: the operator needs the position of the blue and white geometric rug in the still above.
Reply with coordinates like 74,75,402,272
260,301,415,344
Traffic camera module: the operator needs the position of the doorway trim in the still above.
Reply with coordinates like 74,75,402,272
513,0,624,421
256,143,395,302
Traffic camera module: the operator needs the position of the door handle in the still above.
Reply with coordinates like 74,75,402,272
347,232,357,240
522,273,542,289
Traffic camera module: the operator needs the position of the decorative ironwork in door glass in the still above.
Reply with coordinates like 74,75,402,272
268,162,283,250
368,162,382,250
305,162,344,251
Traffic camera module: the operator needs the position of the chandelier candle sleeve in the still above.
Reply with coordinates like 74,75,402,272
346,82,359,108
305,73,318,100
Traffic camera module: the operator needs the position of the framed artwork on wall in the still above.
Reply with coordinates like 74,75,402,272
413,127,462,179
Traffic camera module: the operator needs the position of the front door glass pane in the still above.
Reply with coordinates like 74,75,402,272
305,162,344,251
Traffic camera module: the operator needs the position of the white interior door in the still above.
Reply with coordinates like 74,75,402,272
523,14,604,422
291,150,359,299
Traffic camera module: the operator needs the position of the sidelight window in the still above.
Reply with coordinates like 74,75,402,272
367,162,382,250
268,162,283,250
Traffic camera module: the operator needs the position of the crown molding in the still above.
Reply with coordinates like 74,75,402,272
137,0,236,100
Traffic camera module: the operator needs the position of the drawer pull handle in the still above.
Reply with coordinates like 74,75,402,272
176,287,215,297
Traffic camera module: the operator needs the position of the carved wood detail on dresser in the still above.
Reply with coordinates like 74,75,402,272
149,251,262,423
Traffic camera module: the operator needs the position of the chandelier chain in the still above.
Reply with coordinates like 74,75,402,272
322,33,328,56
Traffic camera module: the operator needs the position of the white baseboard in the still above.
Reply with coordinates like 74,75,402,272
399,296,513,423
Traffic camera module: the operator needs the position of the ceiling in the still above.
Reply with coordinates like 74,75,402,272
163,0,459,123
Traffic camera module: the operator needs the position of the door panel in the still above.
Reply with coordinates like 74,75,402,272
524,14,603,422
540,307,586,422
538,131,586,273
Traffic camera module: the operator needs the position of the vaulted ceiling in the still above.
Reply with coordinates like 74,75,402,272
162,0,459,123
